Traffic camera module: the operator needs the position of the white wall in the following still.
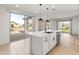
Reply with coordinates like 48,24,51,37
33,17,58,32
51,20,57,30
34,18,58,32
71,16,79,34
0,7,9,45
78,17,79,35
33,17,39,32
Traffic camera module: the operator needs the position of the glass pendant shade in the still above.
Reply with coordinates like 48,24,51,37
39,18,42,21
46,20,49,22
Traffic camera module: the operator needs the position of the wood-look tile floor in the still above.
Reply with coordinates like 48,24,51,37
0,38,31,55
48,33,79,55
0,33,79,55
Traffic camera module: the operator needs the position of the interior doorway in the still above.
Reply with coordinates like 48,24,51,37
58,21,71,33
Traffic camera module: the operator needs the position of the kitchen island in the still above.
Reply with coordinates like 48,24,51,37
26,31,60,55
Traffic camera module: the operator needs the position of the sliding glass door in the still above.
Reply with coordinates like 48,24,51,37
10,13,33,42
10,13,25,42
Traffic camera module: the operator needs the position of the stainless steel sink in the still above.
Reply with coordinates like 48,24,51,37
45,32,53,34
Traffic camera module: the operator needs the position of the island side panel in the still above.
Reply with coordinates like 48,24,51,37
31,36,42,55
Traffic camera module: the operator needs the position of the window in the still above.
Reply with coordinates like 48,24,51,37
58,21,71,33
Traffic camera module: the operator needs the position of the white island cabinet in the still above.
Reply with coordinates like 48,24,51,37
26,31,59,55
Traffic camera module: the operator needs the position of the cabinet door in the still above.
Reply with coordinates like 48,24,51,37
52,36,57,48
42,36,49,55
49,35,57,50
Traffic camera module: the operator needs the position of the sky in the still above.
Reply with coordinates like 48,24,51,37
11,13,24,25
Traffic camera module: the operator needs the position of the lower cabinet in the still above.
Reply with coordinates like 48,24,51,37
31,34,57,55
42,36,50,55
49,35,57,50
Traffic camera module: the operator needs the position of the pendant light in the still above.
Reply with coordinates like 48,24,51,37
46,8,49,22
39,4,43,21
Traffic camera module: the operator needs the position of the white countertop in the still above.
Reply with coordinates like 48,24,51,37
26,31,49,37
26,30,60,38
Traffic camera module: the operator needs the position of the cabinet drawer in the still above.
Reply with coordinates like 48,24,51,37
43,36,49,41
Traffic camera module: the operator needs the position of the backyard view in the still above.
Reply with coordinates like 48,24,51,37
11,13,24,34
58,21,71,33
10,13,33,42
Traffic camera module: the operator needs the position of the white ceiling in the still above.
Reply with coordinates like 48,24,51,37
0,4,79,19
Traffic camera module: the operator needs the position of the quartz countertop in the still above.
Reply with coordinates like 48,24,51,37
26,30,60,38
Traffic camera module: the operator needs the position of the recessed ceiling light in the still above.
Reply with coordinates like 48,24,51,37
51,5,55,9
16,5,19,7
51,5,56,11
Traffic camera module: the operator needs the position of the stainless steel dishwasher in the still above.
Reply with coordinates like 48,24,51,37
56,32,60,44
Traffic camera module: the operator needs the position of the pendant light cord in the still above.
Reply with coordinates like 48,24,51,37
40,4,42,18
47,8,48,20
